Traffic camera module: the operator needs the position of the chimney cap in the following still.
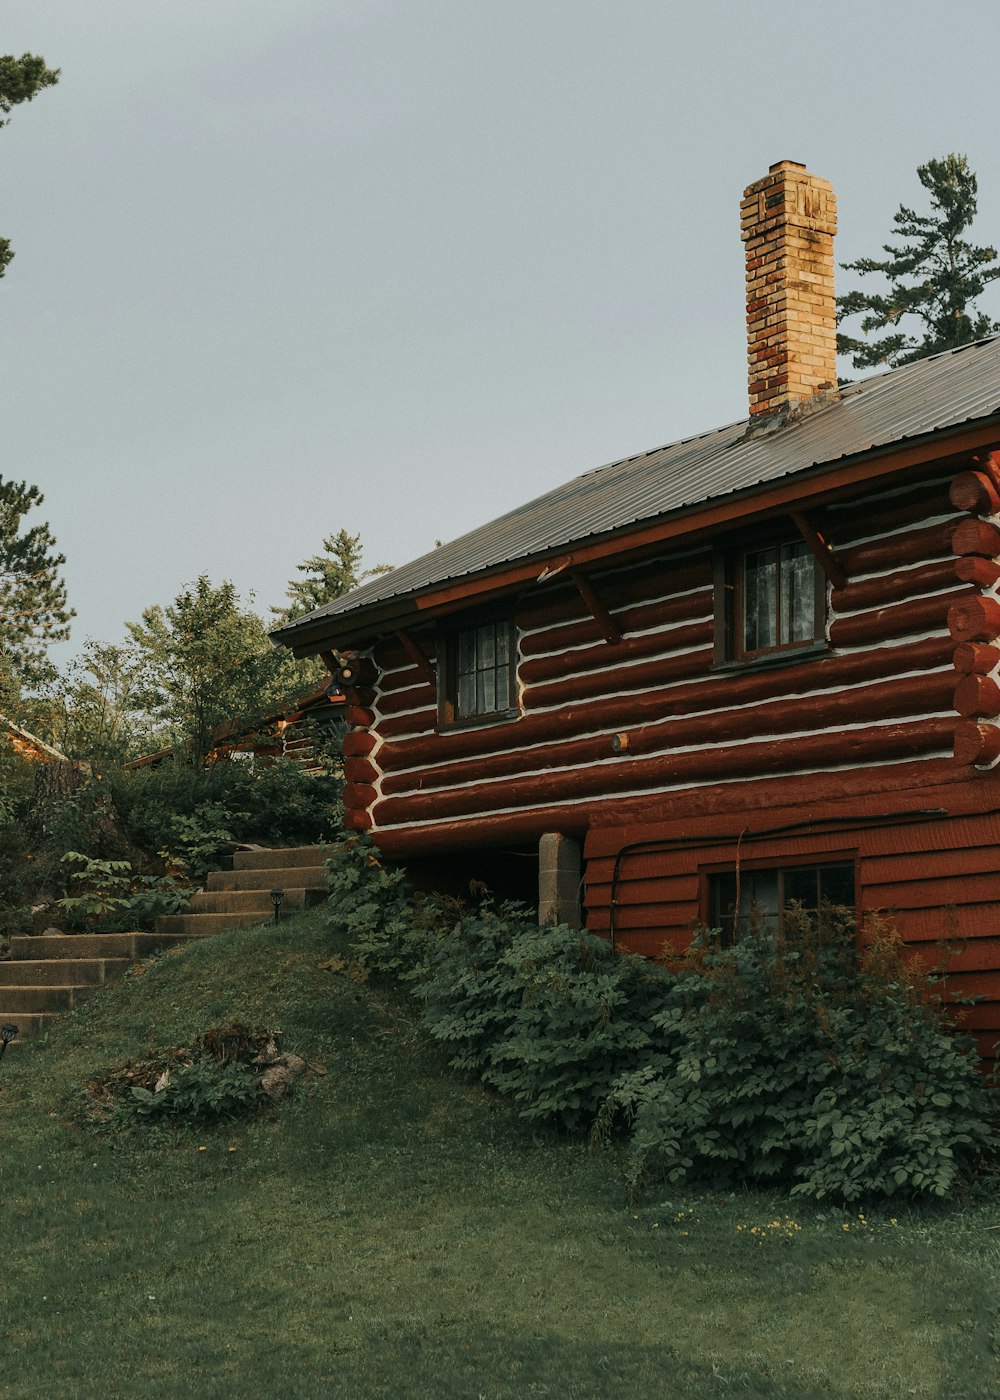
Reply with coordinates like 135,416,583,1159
768,159,807,173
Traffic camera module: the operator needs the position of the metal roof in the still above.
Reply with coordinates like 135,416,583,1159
273,336,1000,645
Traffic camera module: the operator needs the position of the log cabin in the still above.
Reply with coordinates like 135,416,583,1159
273,160,1000,1059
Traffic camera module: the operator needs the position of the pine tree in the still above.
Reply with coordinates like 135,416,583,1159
0,478,73,702
0,53,60,278
836,154,1000,370
275,529,390,624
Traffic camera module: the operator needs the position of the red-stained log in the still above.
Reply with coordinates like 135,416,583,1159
950,470,1000,516
344,685,375,709
954,673,1000,719
342,757,378,785
948,594,1000,643
972,449,1000,491
952,517,1000,558
952,642,1000,675
839,520,957,576
377,664,432,696
372,718,953,826
368,755,972,857
828,590,970,647
342,782,378,810
830,559,956,615
381,635,953,771
377,706,439,740
342,731,378,758
377,680,437,717
953,720,1000,766
520,591,712,663
515,557,713,634
953,556,1000,588
826,481,952,540
379,672,955,797
521,615,712,687
524,631,713,709
343,807,374,832
344,705,376,728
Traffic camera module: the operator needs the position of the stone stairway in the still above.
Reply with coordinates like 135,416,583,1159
153,845,330,935
0,932,190,1043
0,845,330,1046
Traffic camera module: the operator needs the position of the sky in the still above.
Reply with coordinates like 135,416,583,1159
4,0,1000,667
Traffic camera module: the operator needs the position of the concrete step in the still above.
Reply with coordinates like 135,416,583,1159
206,865,328,892
154,911,288,935
0,958,133,986
187,887,325,915
7,933,190,962
0,984,101,1013
232,845,331,872
0,1011,62,1042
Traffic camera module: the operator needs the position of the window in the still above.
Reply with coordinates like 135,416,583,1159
707,861,855,946
715,535,825,664
438,615,517,727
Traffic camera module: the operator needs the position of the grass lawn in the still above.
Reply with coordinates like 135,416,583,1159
1,908,998,1399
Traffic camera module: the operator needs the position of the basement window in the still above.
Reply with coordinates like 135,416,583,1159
715,536,826,665
438,614,517,728
706,860,855,946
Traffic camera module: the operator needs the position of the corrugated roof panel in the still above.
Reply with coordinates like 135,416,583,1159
274,336,1000,638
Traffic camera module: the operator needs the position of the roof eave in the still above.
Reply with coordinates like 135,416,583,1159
274,413,1000,656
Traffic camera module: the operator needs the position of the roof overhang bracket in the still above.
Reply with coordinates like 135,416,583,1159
570,570,623,645
788,510,847,591
395,630,436,687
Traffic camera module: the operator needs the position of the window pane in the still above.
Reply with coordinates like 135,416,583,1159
458,673,475,716
477,623,496,669
744,548,777,650
781,542,814,644
819,864,855,908
783,866,820,909
458,630,476,675
479,666,496,713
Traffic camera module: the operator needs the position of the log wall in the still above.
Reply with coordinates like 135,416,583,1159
344,470,967,839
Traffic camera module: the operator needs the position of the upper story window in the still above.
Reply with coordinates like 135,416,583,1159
438,615,517,728
715,533,826,665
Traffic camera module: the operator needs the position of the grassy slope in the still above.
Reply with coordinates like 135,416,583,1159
1,909,999,1400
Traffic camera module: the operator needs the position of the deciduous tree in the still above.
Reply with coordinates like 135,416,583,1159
127,576,301,763
837,154,1000,369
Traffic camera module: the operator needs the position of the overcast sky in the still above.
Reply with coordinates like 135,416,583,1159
4,0,1000,663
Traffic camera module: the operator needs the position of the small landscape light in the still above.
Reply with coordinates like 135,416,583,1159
270,888,285,924
0,1023,19,1067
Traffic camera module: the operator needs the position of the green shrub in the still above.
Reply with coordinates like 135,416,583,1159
128,1059,262,1121
323,837,997,1200
106,752,343,864
607,908,997,1202
414,911,668,1131
54,851,193,932
325,832,428,976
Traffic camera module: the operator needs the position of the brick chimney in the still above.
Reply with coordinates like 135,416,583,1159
741,160,838,420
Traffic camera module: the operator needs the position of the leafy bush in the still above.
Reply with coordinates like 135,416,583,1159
606,909,997,1201
324,837,997,1200
55,850,192,932
106,751,343,869
414,911,668,1131
128,1060,262,1121
325,832,428,976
